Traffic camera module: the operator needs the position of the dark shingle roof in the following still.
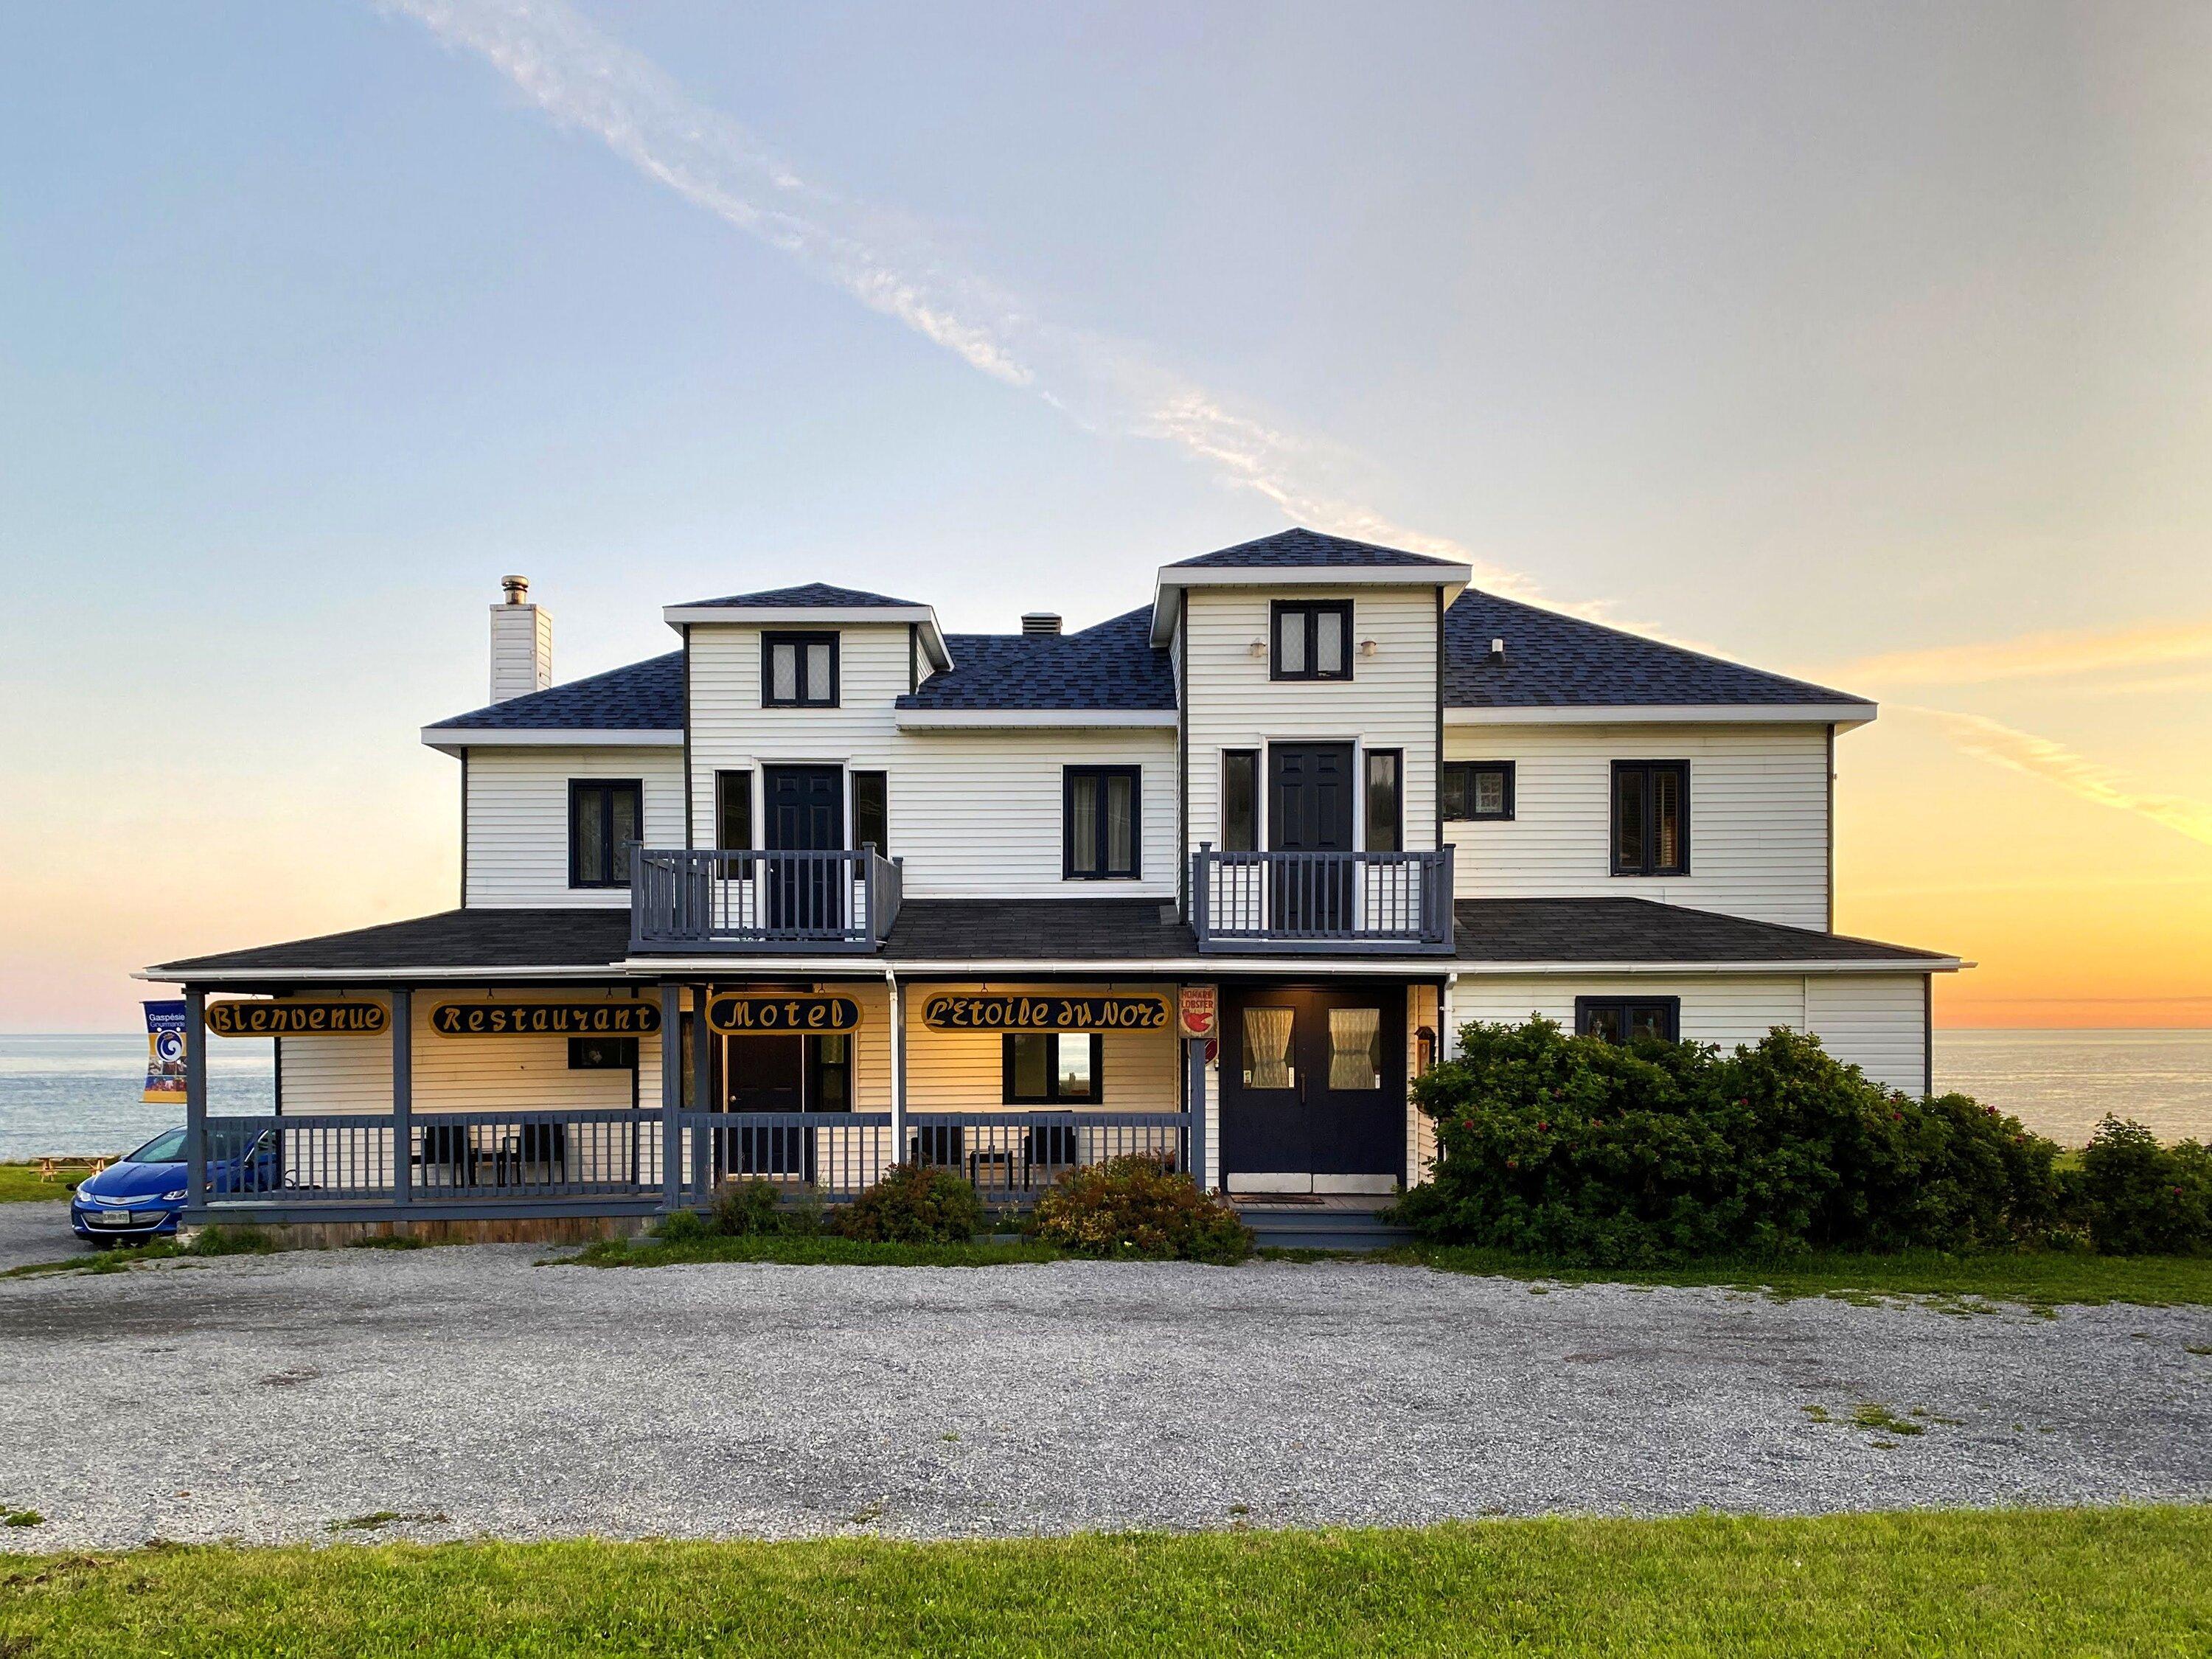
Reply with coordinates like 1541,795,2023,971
427,653,684,732
1444,591,1868,709
1168,527,1464,570
675,582,926,609
151,909,636,975
1453,898,1944,964
886,899,1192,959
897,605,1174,712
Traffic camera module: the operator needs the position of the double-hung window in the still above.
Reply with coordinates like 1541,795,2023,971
1363,750,1402,852
1270,599,1353,681
1575,996,1680,1044
1612,760,1689,877
1441,761,1514,821
568,779,641,888
1064,765,1140,880
762,632,839,707
1003,1032,1102,1103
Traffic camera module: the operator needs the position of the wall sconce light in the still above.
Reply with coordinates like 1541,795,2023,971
1360,639,1378,658
1416,1026,1436,1074
1248,639,1267,658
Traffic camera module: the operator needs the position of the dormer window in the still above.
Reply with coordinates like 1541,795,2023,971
762,633,839,707
1270,600,1352,681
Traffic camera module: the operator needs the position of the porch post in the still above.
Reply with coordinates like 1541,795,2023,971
1185,1037,1210,1192
691,982,713,1193
660,981,682,1208
390,987,413,1207
183,986,206,1214
888,973,907,1165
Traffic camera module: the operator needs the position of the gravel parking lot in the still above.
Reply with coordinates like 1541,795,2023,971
2,1234,2209,1551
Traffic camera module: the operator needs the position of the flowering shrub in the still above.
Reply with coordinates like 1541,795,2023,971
1391,1020,2065,1265
829,1161,987,1245
2067,1116,2212,1255
1032,1155,1254,1264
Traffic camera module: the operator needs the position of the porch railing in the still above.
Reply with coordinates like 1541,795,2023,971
629,846,902,953
192,1106,1193,1217
1191,844,1454,954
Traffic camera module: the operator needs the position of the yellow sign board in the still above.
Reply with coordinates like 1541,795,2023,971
205,1000,389,1038
919,993,1169,1033
708,993,864,1034
431,1002,661,1037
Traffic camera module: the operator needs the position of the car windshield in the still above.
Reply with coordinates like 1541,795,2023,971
123,1127,188,1164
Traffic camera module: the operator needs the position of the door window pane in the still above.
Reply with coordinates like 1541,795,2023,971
1328,1007,1382,1090
1055,1034,1094,1099
1222,751,1259,851
853,771,888,856
1364,751,1401,853
716,770,752,851
1277,608,1307,675
1242,1006,1296,1090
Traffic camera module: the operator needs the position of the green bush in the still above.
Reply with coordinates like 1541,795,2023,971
2068,1116,2212,1255
1392,1019,2065,1266
829,1162,986,1245
1032,1155,1254,1263
653,1208,712,1245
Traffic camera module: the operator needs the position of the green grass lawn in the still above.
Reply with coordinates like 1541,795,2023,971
1,1508,2205,1656
566,1233,1062,1268
0,1164,87,1203
1380,1242,2212,1308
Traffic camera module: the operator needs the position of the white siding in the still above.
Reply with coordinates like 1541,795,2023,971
902,981,1180,1113
1806,973,1930,1096
686,622,1177,897
274,990,664,1116
1183,586,1440,859
1444,722,1831,928
464,745,684,908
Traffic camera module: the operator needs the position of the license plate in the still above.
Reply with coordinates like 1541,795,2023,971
95,1209,136,1226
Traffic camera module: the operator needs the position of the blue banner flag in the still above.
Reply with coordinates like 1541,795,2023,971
142,1000,187,1105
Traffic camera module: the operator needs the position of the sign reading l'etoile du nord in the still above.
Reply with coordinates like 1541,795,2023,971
919,993,1170,1032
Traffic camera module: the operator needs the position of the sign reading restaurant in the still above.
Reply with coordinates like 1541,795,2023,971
920,993,1170,1032
205,1000,389,1037
431,1001,661,1037
708,993,864,1034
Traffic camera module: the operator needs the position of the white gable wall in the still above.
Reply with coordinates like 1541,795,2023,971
465,745,684,908
1444,721,1831,929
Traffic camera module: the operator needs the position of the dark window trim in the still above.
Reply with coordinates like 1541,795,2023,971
1574,996,1681,1044
568,777,643,889
760,630,841,708
1268,598,1354,681
1610,759,1691,877
568,1035,638,1071
852,769,888,857
1442,760,1516,821
1062,764,1142,880
1001,1032,1106,1104
1364,748,1403,853
714,768,754,852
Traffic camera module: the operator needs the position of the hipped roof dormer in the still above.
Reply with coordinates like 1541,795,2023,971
661,582,953,672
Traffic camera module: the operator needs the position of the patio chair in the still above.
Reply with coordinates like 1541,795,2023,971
1022,1122,1079,1188
909,1124,964,1169
414,1122,476,1187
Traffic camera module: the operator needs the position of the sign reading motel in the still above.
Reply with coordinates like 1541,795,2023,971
919,994,1170,1033
431,1002,661,1037
708,993,864,1034
205,1000,389,1037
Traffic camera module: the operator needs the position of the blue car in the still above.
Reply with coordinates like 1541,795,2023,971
69,1127,276,1245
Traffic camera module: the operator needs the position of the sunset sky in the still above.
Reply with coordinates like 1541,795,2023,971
3,1,2207,1032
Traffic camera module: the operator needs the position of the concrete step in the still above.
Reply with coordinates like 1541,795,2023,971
1236,1206,1416,1253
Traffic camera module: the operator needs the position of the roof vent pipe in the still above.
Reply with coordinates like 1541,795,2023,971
1021,612,1063,636
501,574,530,605
1489,636,1506,662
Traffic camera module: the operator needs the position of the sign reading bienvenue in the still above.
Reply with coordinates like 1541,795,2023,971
920,993,1170,1033
206,1000,389,1037
708,993,863,1034
431,1002,661,1038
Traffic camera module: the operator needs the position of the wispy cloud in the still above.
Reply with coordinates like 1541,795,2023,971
378,0,1554,598
1836,617,2212,689
1902,706,2212,848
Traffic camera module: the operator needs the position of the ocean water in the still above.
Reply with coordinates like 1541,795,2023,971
1,1029,2208,1160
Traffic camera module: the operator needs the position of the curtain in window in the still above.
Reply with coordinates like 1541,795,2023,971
1242,1006,1295,1090
771,643,798,703
1071,775,1099,872
1474,770,1505,816
1105,773,1133,873
1652,768,1683,872
1328,1007,1381,1089
609,787,639,881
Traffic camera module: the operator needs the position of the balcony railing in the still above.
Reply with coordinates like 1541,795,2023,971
1191,844,1454,955
630,846,902,953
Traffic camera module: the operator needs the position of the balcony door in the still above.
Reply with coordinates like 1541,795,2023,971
763,765,845,932
1267,742,1354,933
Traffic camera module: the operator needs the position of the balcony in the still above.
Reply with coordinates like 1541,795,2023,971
630,846,902,953
1190,845,1455,955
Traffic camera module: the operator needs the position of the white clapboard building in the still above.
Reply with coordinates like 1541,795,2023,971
146,529,1959,1237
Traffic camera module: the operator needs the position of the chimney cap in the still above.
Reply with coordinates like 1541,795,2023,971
1020,612,1063,636
501,574,530,605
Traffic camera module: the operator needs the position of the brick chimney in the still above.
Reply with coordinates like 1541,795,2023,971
490,575,552,702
